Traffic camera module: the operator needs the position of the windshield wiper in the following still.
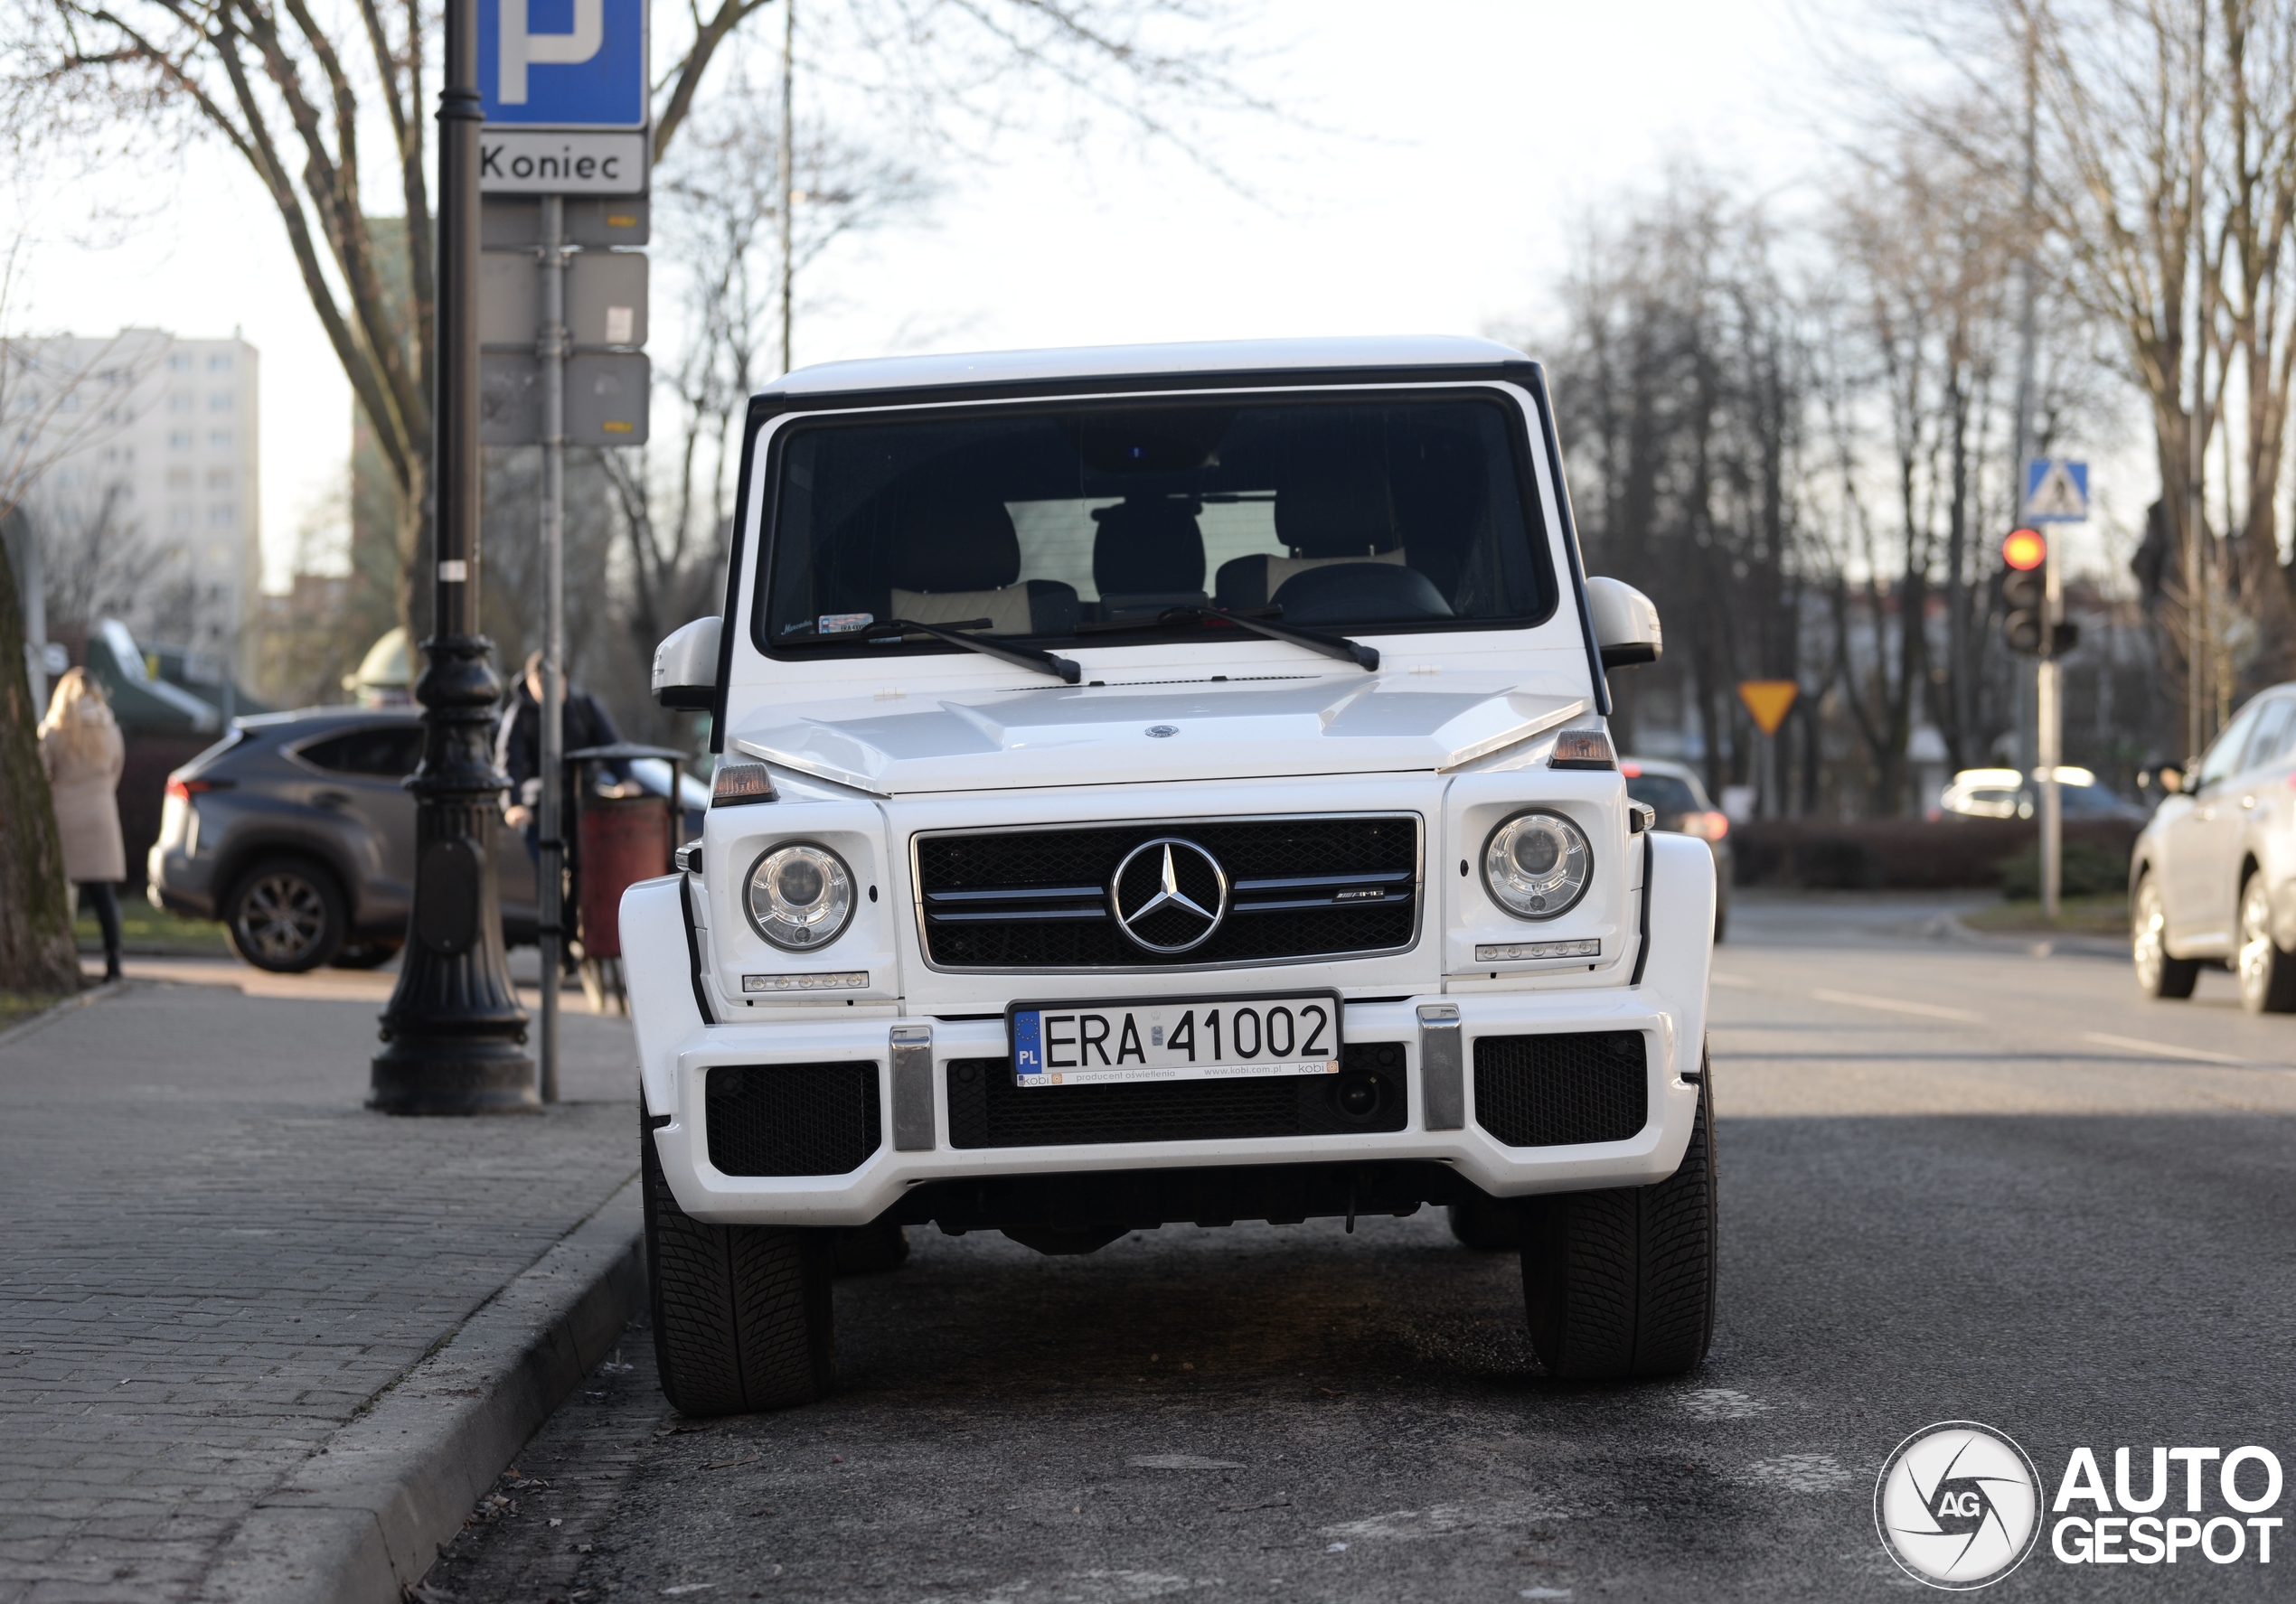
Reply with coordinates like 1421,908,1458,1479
781,617,1080,684
1077,605,1380,672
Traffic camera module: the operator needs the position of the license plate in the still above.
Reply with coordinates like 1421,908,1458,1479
1007,991,1342,1087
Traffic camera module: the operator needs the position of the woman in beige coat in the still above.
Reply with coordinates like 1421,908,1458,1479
38,668,127,980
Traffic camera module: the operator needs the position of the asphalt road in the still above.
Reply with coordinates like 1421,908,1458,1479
419,894,2296,1602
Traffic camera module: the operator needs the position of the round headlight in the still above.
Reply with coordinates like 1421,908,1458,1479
1482,810,1593,921
744,841,855,951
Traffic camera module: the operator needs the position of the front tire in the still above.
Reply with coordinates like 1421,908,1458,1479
1520,1068,1716,1381
644,1111,835,1417
2236,874,2296,1013
2133,872,2200,999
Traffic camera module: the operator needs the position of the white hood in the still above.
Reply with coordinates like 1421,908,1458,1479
729,673,1590,795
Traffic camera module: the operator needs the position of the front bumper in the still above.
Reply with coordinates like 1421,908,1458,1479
624,835,1715,1228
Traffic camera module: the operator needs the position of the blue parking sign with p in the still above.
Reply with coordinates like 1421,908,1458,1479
479,0,647,128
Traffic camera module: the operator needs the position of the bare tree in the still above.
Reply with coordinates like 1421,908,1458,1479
1861,0,2296,751
0,515,78,994
602,61,931,737
1544,166,1812,811
0,254,157,993
4,0,1272,644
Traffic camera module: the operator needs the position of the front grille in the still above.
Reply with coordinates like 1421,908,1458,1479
946,1042,1407,1149
916,815,1419,969
706,1062,882,1175
1473,1031,1648,1147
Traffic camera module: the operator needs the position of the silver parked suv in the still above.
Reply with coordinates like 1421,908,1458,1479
148,708,540,971
2131,685,2296,1011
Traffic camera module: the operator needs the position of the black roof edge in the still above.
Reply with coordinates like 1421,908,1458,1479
743,358,1545,418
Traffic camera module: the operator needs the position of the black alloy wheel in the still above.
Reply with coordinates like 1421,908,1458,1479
222,858,348,973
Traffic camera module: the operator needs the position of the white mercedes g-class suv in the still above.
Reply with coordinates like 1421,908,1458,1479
626,336,1716,1416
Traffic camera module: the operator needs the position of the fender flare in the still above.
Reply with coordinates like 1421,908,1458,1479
623,874,706,1119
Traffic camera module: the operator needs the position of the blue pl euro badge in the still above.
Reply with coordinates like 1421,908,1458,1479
1013,1010,1047,1083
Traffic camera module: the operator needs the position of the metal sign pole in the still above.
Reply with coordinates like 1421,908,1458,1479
539,192,567,1103
370,0,534,1114
2039,539,2061,919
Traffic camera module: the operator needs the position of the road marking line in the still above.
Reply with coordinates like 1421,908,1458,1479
2080,1031,2285,1069
1811,989,1985,1023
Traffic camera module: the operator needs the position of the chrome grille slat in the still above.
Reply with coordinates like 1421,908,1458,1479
911,813,1422,972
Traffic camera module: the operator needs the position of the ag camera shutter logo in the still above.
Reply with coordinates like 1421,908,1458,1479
1875,1421,2043,1590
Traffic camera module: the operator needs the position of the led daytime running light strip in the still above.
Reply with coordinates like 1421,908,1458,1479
742,971,869,992
1475,939,1601,961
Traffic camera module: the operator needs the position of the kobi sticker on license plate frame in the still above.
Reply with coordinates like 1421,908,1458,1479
1007,990,1342,1087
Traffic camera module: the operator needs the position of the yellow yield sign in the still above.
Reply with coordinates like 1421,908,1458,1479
1737,680,1798,736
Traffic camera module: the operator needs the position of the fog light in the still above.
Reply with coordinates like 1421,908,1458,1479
1335,1074,1383,1119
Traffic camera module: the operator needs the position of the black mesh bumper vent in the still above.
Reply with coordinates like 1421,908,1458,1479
706,1062,882,1176
916,816,1418,969
1472,1031,1648,1148
946,1042,1407,1149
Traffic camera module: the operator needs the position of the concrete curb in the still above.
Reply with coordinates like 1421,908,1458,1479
1938,913,2127,961
196,1171,646,1604
0,975,130,1050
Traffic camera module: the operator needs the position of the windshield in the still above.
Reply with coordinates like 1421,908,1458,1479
757,394,1556,654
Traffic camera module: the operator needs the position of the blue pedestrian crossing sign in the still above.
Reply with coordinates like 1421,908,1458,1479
2022,458,2090,523
479,0,647,128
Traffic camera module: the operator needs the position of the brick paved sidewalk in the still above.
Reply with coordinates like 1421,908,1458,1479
0,972,640,1604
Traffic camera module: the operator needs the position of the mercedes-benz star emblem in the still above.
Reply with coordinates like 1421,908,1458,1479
1110,838,1229,954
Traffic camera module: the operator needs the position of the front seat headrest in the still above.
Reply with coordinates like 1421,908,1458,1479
1275,462,1397,559
1091,498,1206,596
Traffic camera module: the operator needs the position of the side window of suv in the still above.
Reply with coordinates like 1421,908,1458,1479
298,726,423,779
2197,700,2266,792
2242,698,2296,773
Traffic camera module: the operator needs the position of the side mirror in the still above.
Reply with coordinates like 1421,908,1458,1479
652,616,722,711
1585,577,1661,670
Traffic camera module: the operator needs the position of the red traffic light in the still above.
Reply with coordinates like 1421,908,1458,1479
2002,528,2047,571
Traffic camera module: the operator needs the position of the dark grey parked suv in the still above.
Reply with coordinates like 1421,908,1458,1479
148,708,540,971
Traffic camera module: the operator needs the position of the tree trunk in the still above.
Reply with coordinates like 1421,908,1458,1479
0,533,81,995
394,455,433,652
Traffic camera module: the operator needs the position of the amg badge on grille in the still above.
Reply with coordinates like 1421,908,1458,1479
1110,838,1230,954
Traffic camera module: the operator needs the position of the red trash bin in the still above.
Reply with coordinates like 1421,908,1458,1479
565,741,690,961
575,795,671,959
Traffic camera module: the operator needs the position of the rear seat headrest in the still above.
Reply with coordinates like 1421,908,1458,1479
891,491,1020,592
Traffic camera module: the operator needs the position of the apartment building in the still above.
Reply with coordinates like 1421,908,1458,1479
6,326,262,689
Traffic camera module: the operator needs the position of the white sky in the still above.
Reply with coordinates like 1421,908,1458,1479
9,0,1878,591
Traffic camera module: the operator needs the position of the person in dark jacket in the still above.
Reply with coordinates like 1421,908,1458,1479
496,651,636,853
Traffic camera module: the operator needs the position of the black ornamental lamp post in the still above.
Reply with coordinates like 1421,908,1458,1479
371,0,537,1114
